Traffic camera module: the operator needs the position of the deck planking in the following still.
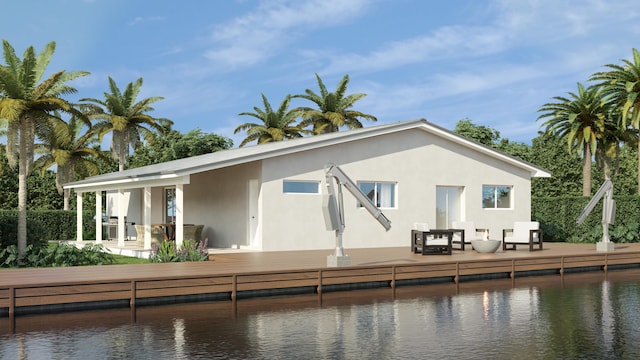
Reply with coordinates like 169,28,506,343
2,242,640,317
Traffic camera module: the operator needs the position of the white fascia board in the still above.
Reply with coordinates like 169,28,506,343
66,174,190,193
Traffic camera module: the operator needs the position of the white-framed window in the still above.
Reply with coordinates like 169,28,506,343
482,185,512,209
358,181,397,208
283,180,320,194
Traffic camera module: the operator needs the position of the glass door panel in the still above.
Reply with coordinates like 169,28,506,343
165,187,176,224
436,186,463,229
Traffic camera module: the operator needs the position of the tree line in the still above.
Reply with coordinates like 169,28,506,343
1,37,639,259
538,48,640,196
0,39,377,259
0,39,234,258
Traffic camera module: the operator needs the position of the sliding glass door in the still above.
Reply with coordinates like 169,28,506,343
436,186,463,229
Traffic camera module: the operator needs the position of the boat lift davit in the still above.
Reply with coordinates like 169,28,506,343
322,163,392,266
576,179,616,251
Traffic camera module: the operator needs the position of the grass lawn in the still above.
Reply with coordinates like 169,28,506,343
111,254,151,264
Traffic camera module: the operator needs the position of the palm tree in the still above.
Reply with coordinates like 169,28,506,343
234,94,307,147
591,48,640,193
0,40,89,258
33,114,105,210
81,77,172,171
537,83,611,196
595,113,626,180
292,73,377,134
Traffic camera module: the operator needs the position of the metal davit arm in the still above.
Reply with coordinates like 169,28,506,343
576,179,615,246
576,179,613,225
324,163,392,231
323,163,392,260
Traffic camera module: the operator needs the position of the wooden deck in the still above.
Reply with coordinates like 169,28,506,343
2,242,640,317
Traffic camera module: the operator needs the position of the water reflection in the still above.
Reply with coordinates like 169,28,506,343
2,270,640,359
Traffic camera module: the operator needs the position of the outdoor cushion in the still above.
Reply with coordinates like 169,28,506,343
504,221,540,243
451,221,485,244
413,223,449,246
503,221,543,251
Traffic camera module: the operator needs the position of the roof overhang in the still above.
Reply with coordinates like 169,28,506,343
66,174,191,193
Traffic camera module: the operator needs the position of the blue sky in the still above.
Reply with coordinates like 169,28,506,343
3,0,640,146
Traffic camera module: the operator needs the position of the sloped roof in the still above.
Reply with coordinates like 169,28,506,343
64,119,550,191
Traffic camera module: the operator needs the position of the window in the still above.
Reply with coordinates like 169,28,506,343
283,180,320,194
482,185,512,209
358,181,396,208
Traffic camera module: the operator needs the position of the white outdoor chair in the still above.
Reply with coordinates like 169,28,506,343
502,221,543,251
411,223,452,255
451,221,488,250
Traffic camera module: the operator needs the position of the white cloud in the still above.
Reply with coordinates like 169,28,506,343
128,16,165,27
319,25,509,76
306,0,639,79
204,0,370,67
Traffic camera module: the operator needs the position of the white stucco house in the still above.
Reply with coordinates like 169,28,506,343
64,119,550,252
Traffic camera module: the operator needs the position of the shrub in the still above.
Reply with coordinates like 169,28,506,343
0,242,115,268
580,222,640,244
610,222,640,243
149,241,178,263
149,239,209,263
0,245,20,267
177,239,209,262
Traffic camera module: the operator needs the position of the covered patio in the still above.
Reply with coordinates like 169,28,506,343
67,173,193,250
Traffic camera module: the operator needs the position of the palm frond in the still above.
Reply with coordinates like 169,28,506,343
1,40,20,75
314,73,328,97
33,41,55,84
122,77,143,110
292,73,375,133
335,74,349,100
129,96,164,115
0,66,25,98
18,46,37,93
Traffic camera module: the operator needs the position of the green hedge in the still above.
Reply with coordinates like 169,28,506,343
532,196,640,243
0,210,96,244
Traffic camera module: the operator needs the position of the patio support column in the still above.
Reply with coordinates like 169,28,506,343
95,191,102,243
118,189,125,247
175,184,184,247
144,187,151,249
76,192,83,243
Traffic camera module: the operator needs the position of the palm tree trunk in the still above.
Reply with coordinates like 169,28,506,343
583,146,592,196
119,131,126,172
603,148,612,180
63,188,70,211
637,140,640,194
61,165,70,210
17,121,29,259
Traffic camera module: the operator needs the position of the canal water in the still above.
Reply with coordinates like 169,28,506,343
2,269,640,359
